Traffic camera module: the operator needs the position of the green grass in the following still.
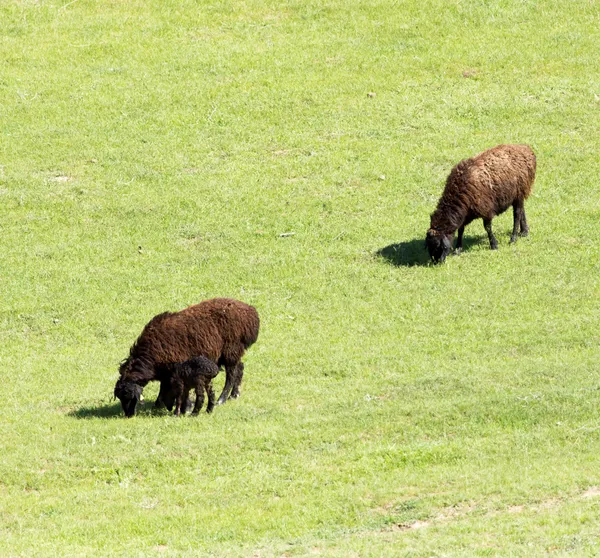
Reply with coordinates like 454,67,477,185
1,0,600,555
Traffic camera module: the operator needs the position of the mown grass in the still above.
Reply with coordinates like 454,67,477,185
1,0,600,555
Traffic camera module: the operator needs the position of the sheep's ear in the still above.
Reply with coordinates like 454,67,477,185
425,230,433,247
442,236,452,250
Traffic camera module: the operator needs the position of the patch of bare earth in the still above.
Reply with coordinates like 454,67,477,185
462,69,479,78
49,175,73,183
378,487,599,536
393,520,431,531
581,486,600,499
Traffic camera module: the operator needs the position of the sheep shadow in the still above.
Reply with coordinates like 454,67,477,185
68,402,123,419
377,236,487,267
68,402,168,419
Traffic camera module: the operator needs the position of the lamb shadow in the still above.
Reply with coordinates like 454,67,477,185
376,236,487,267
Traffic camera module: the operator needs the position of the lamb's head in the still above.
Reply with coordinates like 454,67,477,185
114,378,143,417
426,228,453,264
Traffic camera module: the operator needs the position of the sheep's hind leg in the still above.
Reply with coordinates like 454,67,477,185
510,201,523,243
519,206,529,237
454,226,465,255
483,219,498,250
216,365,235,405
230,363,244,399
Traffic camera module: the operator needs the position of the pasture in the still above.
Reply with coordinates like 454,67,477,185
1,0,600,555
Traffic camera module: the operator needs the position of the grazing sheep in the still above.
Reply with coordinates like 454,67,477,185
114,298,259,417
159,356,220,416
426,144,536,263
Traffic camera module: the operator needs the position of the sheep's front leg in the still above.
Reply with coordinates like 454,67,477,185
217,364,235,405
154,381,167,410
455,226,465,254
191,382,205,416
483,218,498,250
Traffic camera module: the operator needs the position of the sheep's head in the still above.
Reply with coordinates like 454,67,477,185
114,379,143,417
426,229,453,264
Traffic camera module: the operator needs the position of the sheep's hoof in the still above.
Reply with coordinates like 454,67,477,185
229,392,240,399
216,398,227,406
453,248,462,256
520,230,529,237
509,237,517,244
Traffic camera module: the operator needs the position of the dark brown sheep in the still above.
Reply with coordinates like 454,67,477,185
158,356,220,416
426,144,536,263
114,298,259,417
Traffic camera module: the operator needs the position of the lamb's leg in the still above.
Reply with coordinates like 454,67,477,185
230,363,244,399
455,226,465,254
510,202,523,243
191,382,205,416
519,206,529,237
206,381,215,414
217,364,235,405
483,218,498,250
179,388,192,416
175,391,183,417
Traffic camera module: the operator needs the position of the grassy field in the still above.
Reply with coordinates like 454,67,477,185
1,0,600,555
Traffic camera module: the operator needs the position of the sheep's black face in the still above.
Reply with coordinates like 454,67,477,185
114,380,143,417
426,230,452,264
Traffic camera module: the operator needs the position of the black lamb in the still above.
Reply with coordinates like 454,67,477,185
159,356,220,416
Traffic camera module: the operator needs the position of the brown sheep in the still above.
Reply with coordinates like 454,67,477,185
426,144,536,263
114,298,259,417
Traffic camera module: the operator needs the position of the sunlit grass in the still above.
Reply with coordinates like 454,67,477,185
1,0,600,555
